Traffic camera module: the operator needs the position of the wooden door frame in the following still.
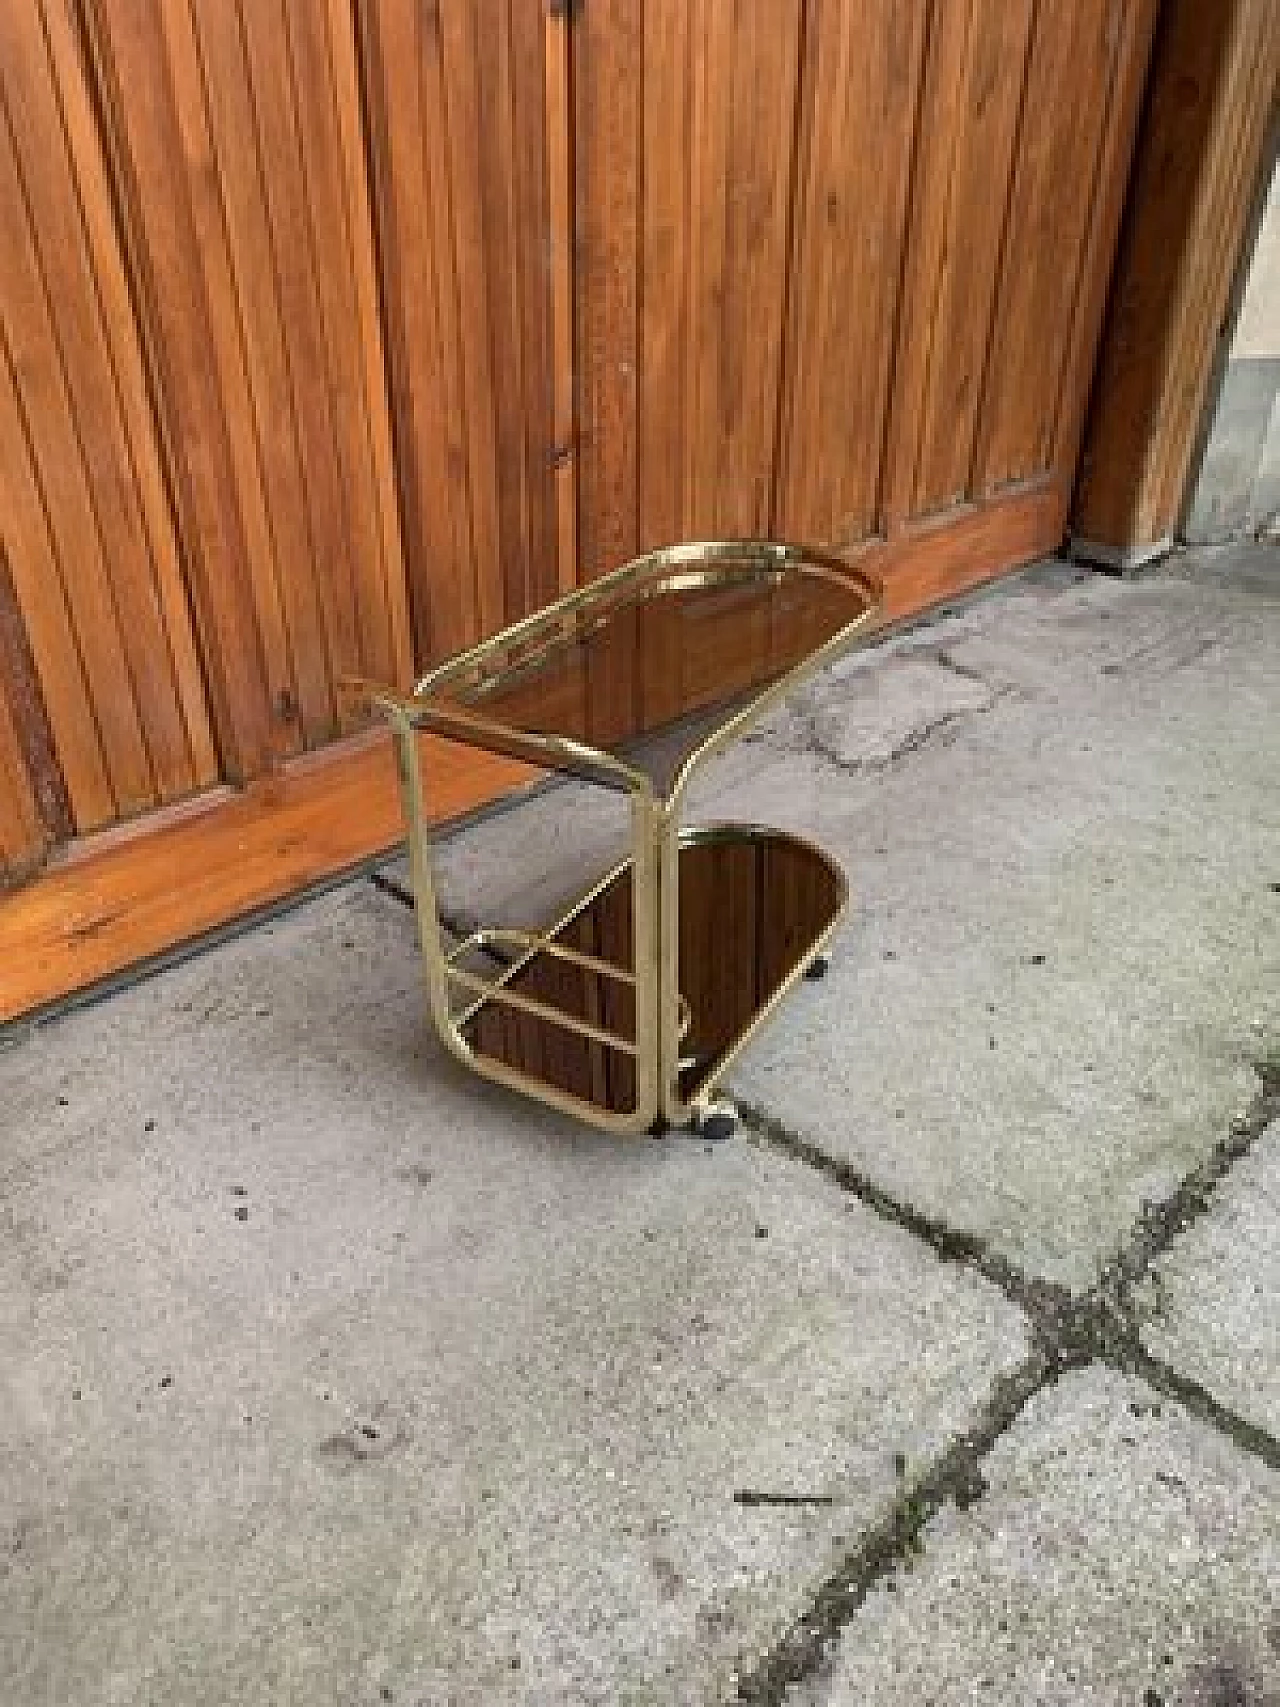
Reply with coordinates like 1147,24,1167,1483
1071,0,1280,564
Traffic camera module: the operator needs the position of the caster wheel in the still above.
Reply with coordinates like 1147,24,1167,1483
696,1100,738,1142
647,1116,671,1139
804,953,830,981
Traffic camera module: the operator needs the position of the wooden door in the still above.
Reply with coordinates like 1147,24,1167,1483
1,0,1157,1022
574,0,1158,616
0,0,531,1019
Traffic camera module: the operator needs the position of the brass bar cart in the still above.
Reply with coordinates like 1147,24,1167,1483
355,541,882,1139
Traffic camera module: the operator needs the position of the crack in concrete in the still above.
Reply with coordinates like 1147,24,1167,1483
736,1099,1073,1335
802,705,978,778
732,1053,1280,1702
741,647,1015,778
1115,1344,1280,1473
1094,1052,1280,1317
930,646,1003,689
733,1350,1062,1705
785,654,1016,780
370,856,1280,1697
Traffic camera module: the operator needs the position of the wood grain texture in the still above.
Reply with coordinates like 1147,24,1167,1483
574,0,641,580
1049,0,1160,481
641,0,802,542
43,0,220,794
360,0,473,665
0,538,46,880
0,3,218,826
1073,0,1280,552
0,537,70,860
574,0,642,747
0,690,42,879
774,0,928,546
0,729,534,1023
190,0,332,746
510,0,560,615
545,3,577,596
878,0,976,533
883,0,1039,524
572,0,1153,560
435,0,505,641
361,0,561,666
82,0,408,769
325,0,413,691
859,478,1065,620
81,0,281,780
0,310,114,830
1,0,1166,1013
972,0,1137,494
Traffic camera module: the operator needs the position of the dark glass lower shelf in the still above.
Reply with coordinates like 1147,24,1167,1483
459,825,844,1119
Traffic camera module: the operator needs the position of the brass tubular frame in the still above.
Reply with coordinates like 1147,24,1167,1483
655,820,849,1118
362,541,883,1136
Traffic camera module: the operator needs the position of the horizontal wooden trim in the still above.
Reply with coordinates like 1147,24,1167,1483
0,481,1062,1024
840,479,1067,619
0,730,535,1024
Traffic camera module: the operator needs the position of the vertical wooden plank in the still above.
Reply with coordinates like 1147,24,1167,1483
574,0,641,745
1138,2,1276,532
972,0,1127,493
325,0,413,689
774,0,928,547
509,0,560,615
84,0,413,776
684,0,735,535
1073,0,1278,554
287,0,398,687
416,4,485,653
434,2,504,640
636,0,692,731
712,0,803,536
1,4,208,808
42,0,219,793
0,679,42,877
0,338,113,829
879,0,974,533
0,543,50,877
188,0,333,746
641,0,802,544
1050,0,1160,484
639,0,691,552
468,0,532,626
889,0,1039,521
544,2,578,598
362,0,562,667
0,538,71,854
0,73,154,816
81,0,283,780
238,1,359,695
359,0,474,667
575,0,641,580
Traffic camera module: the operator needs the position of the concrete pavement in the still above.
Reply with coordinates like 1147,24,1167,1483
1,542,1277,1704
